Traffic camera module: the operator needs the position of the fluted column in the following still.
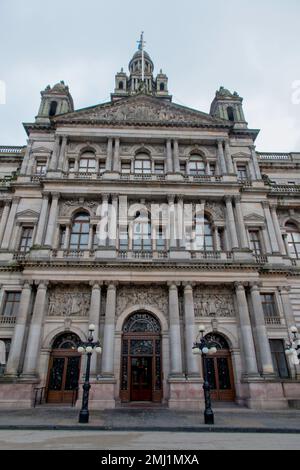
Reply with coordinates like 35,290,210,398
44,193,60,247
99,194,109,247
263,202,280,253
224,140,234,174
89,282,102,377
234,196,249,249
166,139,173,173
101,282,117,377
57,135,68,171
250,146,262,180
225,196,239,249
49,136,60,171
270,204,286,255
168,282,183,376
20,139,33,174
5,282,33,376
217,140,227,175
173,140,180,173
112,138,120,172
35,194,49,246
1,196,20,249
183,284,199,376
235,283,259,376
250,283,275,375
106,138,113,171
22,282,48,376
0,200,11,246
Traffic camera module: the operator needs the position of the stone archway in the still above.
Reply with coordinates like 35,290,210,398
120,311,163,403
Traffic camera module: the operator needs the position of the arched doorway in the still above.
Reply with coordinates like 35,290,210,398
46,333,81,404
203,333,235,401
120,312,162,403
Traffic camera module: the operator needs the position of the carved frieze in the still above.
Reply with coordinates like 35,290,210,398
60,199,100,216
48,285,91,317
193,286,235,318
116,285,168,316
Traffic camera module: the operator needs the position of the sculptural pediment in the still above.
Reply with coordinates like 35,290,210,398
16,209,39,219
54,94,231,129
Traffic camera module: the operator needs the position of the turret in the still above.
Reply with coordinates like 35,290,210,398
36,81,74,123
210,87,247,129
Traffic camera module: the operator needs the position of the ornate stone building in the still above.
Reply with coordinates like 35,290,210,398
0,40,299,410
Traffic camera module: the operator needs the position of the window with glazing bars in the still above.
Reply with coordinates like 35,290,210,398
2,292,21,317
19,227,33,253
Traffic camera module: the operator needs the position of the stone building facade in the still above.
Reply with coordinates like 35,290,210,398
0,42,299,410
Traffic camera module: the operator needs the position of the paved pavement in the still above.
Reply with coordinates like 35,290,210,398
0,430,299,450
1,404,300,433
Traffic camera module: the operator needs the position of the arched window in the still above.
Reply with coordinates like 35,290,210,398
193,214,214,251
286,222,300,259
188,156,206,176
79,152,96,174
49,101,58,117
134,152,151,175
160,83,165,91
227,106,235,122
119,81,124,90
132,210,152,252
70,212,90,250
52,333,81,350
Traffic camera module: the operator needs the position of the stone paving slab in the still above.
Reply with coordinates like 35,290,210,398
1,407,300,433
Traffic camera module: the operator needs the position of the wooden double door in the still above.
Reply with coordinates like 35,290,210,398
204,351,235,401
46,350,81,404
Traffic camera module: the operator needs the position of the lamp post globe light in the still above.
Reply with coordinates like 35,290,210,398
77,324,102,424
193,325,217,425
285,326,300,367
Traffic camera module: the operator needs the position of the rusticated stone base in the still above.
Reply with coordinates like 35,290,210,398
76,379,116,410
244,381,289,410
0,382,36,409
168,377,204,410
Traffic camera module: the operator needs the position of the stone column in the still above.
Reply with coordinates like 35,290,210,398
263,202,280,253
101,282,117,377
177,197,185,248
44,193,60,247
224,140,234,174
89,282,102,377
5,282,33,376
235,282,259,376
20,139,33,174
112,138,120,172
213,226,221,251
49,136,60,171
0,200,11,246
168,282,183,376
106,138,113,171
99,194,109,247
88,225,94,251
22,281,48,376
57,135,68,171
168,195,177,249
166,139,173,173
183,284,199,376
250,283,275,375
225,196,239,249
270,205,286,255
63,223,71,250
262,226,272,254
1,196,20,250
217,140,227,175
34,194,49,246
250,146,262,180
234,196,249,249
173,140,180,173
283,234,291,257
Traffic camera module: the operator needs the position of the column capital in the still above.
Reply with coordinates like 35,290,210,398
51,192,60,200
168,194,175,204
106,281,118,289
90,281,103,289
262,201,270,209
225,195,233,204
35,281,49,290
12,196,21,205
183,282,195,291
279,286,291,294
234,281,248,290
234,194,242,203
250,282,262,291
216,138,225,145
101,193,110,201
22,281,33,289
167,281,180,289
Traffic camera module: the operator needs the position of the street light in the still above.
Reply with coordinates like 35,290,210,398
77,324,102,424
193,325,217,425
285,326,300,366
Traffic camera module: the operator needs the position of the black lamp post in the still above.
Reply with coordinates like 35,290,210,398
193,325,217,425
285,326,300,367
77,324,102,424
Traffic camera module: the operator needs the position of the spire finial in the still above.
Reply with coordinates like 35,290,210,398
137,32,146,82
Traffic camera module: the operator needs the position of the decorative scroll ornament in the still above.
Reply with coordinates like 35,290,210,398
48,286,91,317
117,285,168,317
193,287,235,318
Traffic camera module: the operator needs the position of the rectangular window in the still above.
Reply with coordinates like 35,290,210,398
121,162,131,174
134,160,151,174
154,162,164,174
2,292,21,317
36,162,47,175
249,230,262,255
261,293,278,318
19,227,33,253
79,158,96,173
237,165,248,180
180,162,186,174
209,163,216,176
156,226,166,251
99,161,106,174
189,161,205,176
69,160,75,172
59,227,66,249
269,339,290,379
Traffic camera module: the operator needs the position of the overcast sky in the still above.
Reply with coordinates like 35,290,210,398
0,0,299,151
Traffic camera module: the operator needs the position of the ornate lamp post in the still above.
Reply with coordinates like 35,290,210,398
193,325,217,425
77,324,102,424
285,326,300,367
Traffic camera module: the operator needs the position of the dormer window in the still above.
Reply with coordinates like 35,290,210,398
119,81,124,90
160,83,165,91
227,106,235,122
49,101,58,117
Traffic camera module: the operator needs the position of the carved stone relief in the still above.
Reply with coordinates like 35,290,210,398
48,285,91,317
60,199,100,216
193,286,235,318
205,201,225,220
277,209,300,227
116,285,168,317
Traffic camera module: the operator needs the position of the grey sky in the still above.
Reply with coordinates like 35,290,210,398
0,0,299,151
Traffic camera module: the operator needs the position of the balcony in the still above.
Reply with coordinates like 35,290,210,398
191,251,232,260
118,250,169,260
264,316,282,326
0,316,16,326
257,152,292,161
270,184,300,194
